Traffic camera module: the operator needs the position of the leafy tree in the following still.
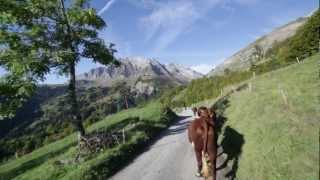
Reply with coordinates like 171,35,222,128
0,0,119,136
113,81,135,109
224,68,231,75
252,44,264,61
273,10,320,64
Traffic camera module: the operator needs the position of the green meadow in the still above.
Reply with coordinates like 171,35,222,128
214,54,319,179
0,102,176,180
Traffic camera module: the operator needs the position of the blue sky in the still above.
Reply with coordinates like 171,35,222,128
1,0,318,84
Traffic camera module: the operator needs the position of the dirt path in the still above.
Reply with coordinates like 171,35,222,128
110,109,231,180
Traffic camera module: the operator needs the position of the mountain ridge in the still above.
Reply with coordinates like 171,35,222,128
78,57,203,87
208,16,308,76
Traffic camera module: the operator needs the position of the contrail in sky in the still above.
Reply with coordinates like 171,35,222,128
98,0,116,15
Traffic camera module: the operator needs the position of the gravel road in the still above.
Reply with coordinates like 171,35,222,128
110,109,231,180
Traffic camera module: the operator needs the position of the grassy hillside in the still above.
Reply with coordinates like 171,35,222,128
0,82,158,162
161,10,319,108
0,101,176,180
208,16,308,76
214,54,319,179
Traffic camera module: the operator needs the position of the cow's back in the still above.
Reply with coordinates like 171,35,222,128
188,118,216,152
206,125,216,154
188,118,206,151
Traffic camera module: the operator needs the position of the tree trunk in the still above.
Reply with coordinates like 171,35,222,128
124,95,129,109
69,60,86,136
59,0,85,137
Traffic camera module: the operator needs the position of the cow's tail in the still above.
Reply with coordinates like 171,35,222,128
187,124,192,143
202,118,211,179
203,118,209,153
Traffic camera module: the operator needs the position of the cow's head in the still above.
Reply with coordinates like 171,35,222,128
209,107,215,119
198,106,210,118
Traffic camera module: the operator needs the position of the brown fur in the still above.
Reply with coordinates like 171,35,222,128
192,107,198,116
188,107,217,180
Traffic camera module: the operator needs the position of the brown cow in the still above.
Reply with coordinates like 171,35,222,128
188,107,217,180
192,107,198,117
208,107,215,121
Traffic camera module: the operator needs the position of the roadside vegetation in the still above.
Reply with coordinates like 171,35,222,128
211,54,319,179
160,9,319,179
0,83,158,162
161,9,319,108
0,101,177,180
0,1,318,179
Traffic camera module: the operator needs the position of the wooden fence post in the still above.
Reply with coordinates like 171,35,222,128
278,85,288,106
280,89,288,106
122,128,125,144
249,72,255,92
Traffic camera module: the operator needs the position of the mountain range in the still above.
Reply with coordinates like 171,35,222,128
77,15,309,84
77,57,203,95
0,13,313,161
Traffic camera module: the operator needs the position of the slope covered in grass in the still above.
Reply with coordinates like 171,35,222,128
0,101,176,180
214,54,319,179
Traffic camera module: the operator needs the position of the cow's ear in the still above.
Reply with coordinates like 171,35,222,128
197,111,201,117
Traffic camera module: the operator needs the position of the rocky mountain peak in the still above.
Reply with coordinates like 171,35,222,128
77,57,203,88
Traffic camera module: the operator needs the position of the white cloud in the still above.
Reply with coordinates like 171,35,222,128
139,0,222,52
98,0,116,15
190,64,215,74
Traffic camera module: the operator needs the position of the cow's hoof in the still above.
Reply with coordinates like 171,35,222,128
195,172,202,177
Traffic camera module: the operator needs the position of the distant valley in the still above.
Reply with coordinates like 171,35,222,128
0,57,203,159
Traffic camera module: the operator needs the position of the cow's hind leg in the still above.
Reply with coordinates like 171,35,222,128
195,149,203,176
208,150,217,180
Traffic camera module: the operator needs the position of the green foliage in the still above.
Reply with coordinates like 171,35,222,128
0,0,118,124
0,101,177,180
267,10,320,64
162,70,252,107
253,9,319,73
0,83,160,162
215,54,319,179
0,0,57,118
164,11,320,109
159,86,186,107
0,77,36,119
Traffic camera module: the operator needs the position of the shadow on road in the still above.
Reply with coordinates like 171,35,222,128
130,114,192,152
217,126,244,179
131,114,192,153
211,96,245,180
166,117,191,135
149,115,191,144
